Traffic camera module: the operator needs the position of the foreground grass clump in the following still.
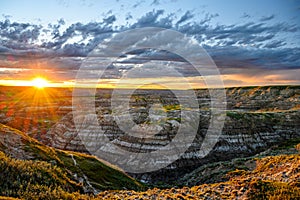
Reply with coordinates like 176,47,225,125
0,151,82,199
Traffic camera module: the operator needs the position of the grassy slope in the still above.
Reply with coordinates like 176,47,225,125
0,124,143,199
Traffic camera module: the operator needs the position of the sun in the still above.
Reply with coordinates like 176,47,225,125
31,77,49,89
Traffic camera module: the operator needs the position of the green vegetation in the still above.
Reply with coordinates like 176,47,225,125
0,124,143,199
25,143,143,191
226,111,244,120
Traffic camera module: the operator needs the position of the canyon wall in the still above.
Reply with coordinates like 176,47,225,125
45,86,300,182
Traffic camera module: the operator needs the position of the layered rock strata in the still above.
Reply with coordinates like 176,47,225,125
45,86,300,183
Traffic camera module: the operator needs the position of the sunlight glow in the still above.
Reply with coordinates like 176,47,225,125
30,77,49,89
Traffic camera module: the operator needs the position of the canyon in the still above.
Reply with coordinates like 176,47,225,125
0,85,299,184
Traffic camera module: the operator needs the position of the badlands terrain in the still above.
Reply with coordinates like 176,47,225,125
0,85,299,199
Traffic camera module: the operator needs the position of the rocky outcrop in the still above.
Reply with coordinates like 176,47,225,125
45,112,87,152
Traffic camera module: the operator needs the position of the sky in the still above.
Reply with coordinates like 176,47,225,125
0,0,299,88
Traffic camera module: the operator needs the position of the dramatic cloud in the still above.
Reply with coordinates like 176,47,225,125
0,20,42,48
0,8,299,86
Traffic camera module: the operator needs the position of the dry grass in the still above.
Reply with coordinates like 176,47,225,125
96,144,300,199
